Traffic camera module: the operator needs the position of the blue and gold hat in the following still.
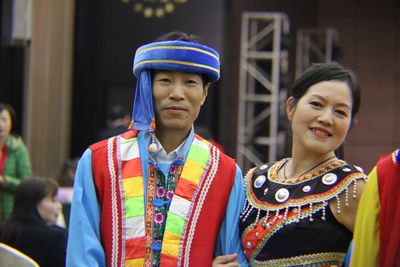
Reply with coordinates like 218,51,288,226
130,40,220,132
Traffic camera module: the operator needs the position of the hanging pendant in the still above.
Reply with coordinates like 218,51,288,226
148,143,158,153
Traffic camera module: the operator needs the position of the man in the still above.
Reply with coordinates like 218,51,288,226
66,32,248,267
97,105,131,141
347,148,400,267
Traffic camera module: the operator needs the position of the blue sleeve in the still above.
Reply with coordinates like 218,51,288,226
66,149,106,267
215,164,249,266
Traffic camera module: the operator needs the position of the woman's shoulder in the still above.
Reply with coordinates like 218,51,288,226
6,135,27,151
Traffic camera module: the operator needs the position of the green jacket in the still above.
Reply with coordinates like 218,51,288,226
1,135,32,220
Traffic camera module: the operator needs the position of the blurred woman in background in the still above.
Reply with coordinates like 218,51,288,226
0,176,67,267
0,103,32,220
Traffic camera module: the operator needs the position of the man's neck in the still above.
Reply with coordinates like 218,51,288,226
155,128,191,155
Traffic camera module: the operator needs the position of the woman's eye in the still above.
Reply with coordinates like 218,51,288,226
310,101,322,108
335,110,348,117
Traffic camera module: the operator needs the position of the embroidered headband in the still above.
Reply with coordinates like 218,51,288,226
130,40,220,132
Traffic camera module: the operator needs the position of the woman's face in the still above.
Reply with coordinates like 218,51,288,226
287,80,352,158
37,194,62,225
0,109,12,141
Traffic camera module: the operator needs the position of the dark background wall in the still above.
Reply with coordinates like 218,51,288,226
1,0,399,173
221,0,400,172
71,0,225,157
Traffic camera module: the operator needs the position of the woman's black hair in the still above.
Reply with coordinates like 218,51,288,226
290,62,361,118
9,176,59,224
0,103,17,133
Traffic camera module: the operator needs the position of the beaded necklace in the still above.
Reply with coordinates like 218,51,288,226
280,156,336,181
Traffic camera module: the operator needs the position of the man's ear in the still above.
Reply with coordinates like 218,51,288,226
201,83,210,105
286,97,296,121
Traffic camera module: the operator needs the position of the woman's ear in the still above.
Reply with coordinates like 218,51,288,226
286,97,296,121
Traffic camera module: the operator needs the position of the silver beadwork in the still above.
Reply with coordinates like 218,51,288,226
254,175,266,188
275,188,289,202
246,241,252,249
342,167,351,172
263,187,269,195
259,164,268,170
302,185,311,192
322,173,337,185
336,195,341,214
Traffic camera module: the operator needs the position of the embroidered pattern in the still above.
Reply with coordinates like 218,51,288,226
110,134,213,266
183,145,220,266
107,137,119,267
250,252,345,267
240,159,367,263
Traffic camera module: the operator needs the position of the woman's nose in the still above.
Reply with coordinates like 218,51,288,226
317,109,333,125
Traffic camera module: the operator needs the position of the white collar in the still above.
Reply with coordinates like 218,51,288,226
150,136,188,164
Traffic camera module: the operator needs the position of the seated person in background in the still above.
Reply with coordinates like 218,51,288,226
97,104,131,141
56,157,79,228
0,176,67,267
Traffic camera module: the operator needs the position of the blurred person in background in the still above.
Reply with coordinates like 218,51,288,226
0,176,67,267
0,103,32,221
97,104,131,141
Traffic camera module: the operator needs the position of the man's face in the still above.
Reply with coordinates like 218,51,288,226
153,70,209,134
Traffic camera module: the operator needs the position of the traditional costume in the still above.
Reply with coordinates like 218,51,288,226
240,159,366,267
349,149,400,267
66,40,248,267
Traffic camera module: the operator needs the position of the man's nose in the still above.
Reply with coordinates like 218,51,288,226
168,83,185,99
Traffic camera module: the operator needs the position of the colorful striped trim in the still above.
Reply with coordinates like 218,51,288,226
243,203,326,259
113,135,212,265
107,137,120,267
136,45,219,61
250,251,345,267
183,145,219,266
134,59,219,74
119,136,146,264
247,161,366,211
161,137,211,263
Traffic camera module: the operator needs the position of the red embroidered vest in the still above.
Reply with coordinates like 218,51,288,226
90,130,236,266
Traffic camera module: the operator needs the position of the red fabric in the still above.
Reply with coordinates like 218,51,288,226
377,152,400,267
0,145,7,175
91,131,236,266
91,136,124,267
180,149,236,266
125,237,146,259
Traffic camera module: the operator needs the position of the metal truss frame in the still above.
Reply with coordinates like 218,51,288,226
236,12,290,170
295,27,339,77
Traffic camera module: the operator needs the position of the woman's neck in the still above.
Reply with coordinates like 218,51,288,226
0,138,5,149
287,149,336,178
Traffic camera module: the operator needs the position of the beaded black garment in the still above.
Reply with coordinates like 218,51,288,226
240,159,367,267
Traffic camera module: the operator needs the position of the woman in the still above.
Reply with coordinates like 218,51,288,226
240,63,367,266
0,176,67,267
0,103,32,220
